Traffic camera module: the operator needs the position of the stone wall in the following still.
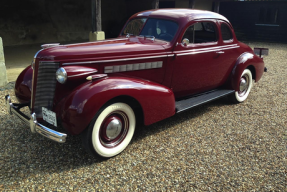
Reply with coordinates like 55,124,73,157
0,0,214,47
0,37,8,86
0,0,127,46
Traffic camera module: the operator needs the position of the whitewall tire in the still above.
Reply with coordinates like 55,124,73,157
82,102,136,158
230,69,253,103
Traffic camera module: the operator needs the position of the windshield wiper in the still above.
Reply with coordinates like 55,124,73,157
139,35,155,41
126,33,134,38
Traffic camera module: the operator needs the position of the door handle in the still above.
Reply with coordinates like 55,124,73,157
216,51,225,54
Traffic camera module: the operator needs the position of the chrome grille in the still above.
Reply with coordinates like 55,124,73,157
34,61,59,117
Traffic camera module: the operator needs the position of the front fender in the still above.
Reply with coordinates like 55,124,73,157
15,65,33,103
230,52,264,91
58,77,175,135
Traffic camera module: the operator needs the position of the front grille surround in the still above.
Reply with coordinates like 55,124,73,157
33,61,59,117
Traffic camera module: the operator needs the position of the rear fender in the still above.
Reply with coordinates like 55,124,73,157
230,52,264,91
58,77,175,135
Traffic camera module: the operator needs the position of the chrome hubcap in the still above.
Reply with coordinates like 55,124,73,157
239,75,249,96
240,78,247,92
100,111,129,148
106,119,122,140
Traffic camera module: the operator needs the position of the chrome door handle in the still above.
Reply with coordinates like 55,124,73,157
216,51,225,54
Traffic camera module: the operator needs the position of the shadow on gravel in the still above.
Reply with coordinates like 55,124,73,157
0,97,232,183
0,81,15,91
0,122,104,182
132,97,232,144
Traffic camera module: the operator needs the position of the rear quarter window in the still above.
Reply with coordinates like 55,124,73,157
221,23,233,41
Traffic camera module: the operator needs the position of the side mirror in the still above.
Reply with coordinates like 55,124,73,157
182,38,189,46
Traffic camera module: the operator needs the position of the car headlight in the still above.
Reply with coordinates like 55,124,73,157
56,67,67,84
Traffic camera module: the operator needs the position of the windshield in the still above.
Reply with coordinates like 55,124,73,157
122,18,178,42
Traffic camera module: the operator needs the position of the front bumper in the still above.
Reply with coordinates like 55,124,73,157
5,95,67,143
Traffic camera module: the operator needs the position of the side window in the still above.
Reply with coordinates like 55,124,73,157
182,21,217,44
221,23,233,41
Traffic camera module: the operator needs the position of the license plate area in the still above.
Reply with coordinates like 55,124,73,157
42,107,57,127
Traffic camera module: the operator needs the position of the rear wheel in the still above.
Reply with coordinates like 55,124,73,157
82,102,136,158
229,69,253,103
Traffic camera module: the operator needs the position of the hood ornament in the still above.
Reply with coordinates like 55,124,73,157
41,43,60,49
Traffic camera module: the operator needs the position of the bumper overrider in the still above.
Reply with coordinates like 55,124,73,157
5,95,67,143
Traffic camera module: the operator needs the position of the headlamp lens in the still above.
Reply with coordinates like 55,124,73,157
56,67,67,84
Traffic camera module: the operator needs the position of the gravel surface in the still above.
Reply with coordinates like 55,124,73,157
0,42,286,191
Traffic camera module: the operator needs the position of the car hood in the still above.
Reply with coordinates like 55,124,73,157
36,37,169,61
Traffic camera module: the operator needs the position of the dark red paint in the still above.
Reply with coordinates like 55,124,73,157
15,66,33,103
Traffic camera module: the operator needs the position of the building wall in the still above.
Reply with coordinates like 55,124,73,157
220,1,287,42
0,0,127,46
175,0,189,8
0,0,214,47
0,0,90,46
102,0,127,38
194,0,213,11
174,0,213,10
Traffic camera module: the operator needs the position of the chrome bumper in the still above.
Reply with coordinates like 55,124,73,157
5,95,67,143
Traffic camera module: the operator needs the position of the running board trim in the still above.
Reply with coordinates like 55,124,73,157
175,90,235,113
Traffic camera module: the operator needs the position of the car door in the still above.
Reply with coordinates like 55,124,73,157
171,20,229,99
216,20,241,85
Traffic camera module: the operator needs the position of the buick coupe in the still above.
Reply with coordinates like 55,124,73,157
5,9,267,157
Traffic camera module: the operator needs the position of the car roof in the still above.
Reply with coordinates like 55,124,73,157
131,9,230,23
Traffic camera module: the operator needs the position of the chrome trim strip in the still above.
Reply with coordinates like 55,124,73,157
38,61,59,64
62,55,167,65
34,49,44,59
175,44,238,54
66,38,127,47
62,45,238,65
87,74,107,80
5,95,67,143
176,90,235,113
167,54,175,57
67,70,98,78
104,61,163,73
177,46,239,56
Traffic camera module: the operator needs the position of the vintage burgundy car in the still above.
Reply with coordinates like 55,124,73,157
5,9,267,157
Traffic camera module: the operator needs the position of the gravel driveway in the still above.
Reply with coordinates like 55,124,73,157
0,42,286,191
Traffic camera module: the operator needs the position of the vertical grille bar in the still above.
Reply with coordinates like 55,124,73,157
34,61,59,117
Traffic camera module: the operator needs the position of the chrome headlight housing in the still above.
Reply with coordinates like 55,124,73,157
56,67,67,84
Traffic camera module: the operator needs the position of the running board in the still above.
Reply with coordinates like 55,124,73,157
175,90,235,113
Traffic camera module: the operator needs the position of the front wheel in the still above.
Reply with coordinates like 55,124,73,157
229,69,253,103
82,102,136,158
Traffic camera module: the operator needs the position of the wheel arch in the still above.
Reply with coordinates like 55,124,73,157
104,95,144,126
247,65,256,80
229,52,264,91
58,77,175,135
